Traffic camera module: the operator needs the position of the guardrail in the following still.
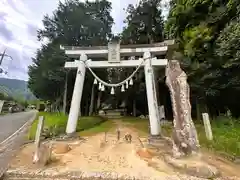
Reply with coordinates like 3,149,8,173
0,112,37,178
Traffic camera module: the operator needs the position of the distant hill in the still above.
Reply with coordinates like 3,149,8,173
0,78,37,101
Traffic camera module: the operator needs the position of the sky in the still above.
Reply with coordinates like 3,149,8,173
0,0,169,81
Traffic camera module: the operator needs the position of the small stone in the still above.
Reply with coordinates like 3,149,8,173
53,143,71,154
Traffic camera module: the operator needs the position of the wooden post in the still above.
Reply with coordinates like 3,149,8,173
202,113,213,141
33,116,44,163
104,131,107,142
117,128,120,141
0,100,4,113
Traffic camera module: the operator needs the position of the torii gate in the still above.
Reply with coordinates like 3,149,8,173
61,40,175,137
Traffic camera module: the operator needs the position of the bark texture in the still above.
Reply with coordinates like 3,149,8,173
89,84,95,116
165,60,200,158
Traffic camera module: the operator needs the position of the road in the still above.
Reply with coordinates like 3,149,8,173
0,111,36,143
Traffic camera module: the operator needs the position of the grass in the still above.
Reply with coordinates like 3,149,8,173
196,117,240,157
121,116,240,157
28,112,240,157
79,120,116,136
121,116,150,135
28,112,108,140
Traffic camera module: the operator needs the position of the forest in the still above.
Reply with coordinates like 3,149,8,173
28,0,240,120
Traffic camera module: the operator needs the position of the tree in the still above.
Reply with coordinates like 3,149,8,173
165,0,240,117
214,21,240,116
28,0,113,114
28,42,67,101
113,0,165,116
121,0,164,44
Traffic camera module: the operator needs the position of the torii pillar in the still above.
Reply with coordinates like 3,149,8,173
144,52,161,136
65,54,87,135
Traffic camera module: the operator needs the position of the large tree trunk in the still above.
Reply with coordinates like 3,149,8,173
97,91,102,111
196,98,201,121
85,99,89,116
165,60,200,158
89,84,95,116
133,99,136,116
62,71,68,114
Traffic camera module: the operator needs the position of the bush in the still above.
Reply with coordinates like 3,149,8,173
28,112,106,140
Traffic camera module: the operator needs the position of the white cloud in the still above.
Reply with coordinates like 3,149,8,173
0,0,169,81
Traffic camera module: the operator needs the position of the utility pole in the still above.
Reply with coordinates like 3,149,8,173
0,48,13,74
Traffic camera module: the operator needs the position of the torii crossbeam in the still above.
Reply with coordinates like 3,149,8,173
61,40,175,137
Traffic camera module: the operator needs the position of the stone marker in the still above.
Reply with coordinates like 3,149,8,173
202,113,213,141
166,60,200,157
33,116,44,163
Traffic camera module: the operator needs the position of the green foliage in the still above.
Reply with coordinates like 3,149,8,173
196,119,240,157
79,120,115,136
28,43,67,101
215,21,240,95
28,0,113,108
165,0,240,117
109,0,166,114
28,112,106,140
121,117,150,135
121,0,164,44
42,125,65,139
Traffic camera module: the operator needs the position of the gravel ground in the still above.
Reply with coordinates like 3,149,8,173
6,122,240,180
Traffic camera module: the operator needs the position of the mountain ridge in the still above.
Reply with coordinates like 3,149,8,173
0,77,36,101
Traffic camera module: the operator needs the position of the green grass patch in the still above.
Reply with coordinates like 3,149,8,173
122,116,240,157
28,112,106,140
196,117,240,157
79,120,116,136
121,116,149,135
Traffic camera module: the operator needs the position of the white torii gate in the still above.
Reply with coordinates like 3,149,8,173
61,40,175,137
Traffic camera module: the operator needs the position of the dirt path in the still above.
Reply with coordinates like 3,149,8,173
54,123,175,178
9,120,240,179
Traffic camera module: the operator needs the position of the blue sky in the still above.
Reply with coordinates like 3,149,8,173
0,0,169,81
